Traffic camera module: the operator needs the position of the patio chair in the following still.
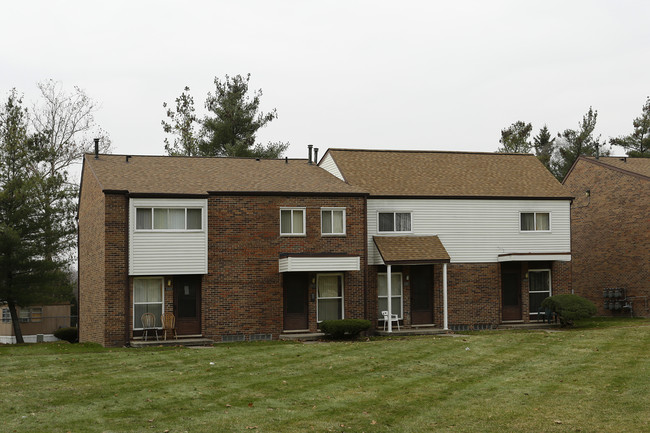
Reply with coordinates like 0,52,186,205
141,312,158,341
161,312,177,340
381,310,400,331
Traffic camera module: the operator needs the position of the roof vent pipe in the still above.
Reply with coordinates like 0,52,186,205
285,156,288,164
94,138,99,159
308,144,313,164
314,147,319,164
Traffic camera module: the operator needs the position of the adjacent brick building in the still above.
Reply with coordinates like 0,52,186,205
563,156,650,316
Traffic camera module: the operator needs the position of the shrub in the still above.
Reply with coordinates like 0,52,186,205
541,294,597,327
319,319,371,339
54,327,78,343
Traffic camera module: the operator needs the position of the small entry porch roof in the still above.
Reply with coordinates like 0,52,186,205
373,235,451,265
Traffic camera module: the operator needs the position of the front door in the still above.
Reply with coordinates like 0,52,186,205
411,265,434,324
501,264,522,321
283,273,309,331
174,276,201,335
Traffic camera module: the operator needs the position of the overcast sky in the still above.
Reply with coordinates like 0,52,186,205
2,0,649,162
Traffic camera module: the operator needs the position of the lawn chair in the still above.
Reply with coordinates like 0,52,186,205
381,310,400,331
161,312,177,340
141,312,158,341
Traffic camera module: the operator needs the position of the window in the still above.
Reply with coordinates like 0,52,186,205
280,208,305,236
133,278,164,329
529,269,551,315
378,273,403,319
16,307,42,323
520,212,550,231
1,308,10,323
321,208,346,235
378,212,412,232
317,274,344,322
135,208,202,231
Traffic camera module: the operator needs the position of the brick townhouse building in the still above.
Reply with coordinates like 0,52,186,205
79,148,574,347
563,156,650,316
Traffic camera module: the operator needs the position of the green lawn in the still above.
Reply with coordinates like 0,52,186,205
1,318,649,433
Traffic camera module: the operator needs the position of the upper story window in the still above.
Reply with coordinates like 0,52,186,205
135,208,202,231
280,208,305,236
520,212,550,232
378,212,412,233
321,208,346,236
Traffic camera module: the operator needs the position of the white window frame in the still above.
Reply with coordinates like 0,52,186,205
377,211,413,233
519,211,551,232
377,272,404,320
528,268,552,315
133,277,165,330
2,308,11,323
321,207,346,236
316,273,344,322
135,207,204,232
280,207,306,236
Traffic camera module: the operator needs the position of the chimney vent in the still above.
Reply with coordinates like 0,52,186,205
314,147,319,164
308,144,313,164
94,138,99,159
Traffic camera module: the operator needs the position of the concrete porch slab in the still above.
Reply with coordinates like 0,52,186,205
130,337,214,348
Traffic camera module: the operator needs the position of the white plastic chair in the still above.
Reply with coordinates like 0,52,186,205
381,310,400,331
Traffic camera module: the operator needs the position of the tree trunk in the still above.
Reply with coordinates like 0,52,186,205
7,300,24,344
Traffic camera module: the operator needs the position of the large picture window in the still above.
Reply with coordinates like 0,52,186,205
133,278,164,329
317,274,344,322
136,208,202,231
378,212,412,233
520,212,550,231
280,208,306,236
321,208,346,235
378,273,403,319
529,269,551,315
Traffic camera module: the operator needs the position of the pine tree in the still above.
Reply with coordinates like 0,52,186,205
610,97,650,157
533,125,555,171
497,121,533,153
0,90,74,343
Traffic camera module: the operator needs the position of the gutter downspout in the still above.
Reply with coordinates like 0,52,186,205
443,263,448,330
387,264,392,333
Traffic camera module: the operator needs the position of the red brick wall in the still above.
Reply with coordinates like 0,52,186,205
564,159,650,316
368,260,572,330
203,195,367,340
104,193,129,347
78,161,106,345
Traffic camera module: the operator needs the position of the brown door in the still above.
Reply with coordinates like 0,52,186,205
284,273,309,331
174,276,201,335
411,265,434,324
501,264,522,321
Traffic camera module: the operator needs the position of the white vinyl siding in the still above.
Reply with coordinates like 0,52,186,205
130,198,208,275
368,199,571,264
319,153,345,180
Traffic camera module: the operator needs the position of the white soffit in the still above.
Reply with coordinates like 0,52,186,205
279,256,361,273
497,253,571,262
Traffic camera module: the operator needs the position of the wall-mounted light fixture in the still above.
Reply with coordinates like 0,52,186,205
585,189,591,197
167,279,173,288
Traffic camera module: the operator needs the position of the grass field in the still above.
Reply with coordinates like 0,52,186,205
1,318,649,433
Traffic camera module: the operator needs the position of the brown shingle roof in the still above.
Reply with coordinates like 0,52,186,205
325,149,572,198
583,156,650,179
373,236,450,264
84,154,366,195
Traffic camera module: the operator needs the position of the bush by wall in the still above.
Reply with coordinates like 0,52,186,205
541,294,597,326
54,327,78,343
319,319,371,339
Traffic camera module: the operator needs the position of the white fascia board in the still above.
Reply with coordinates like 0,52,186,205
497,253,571,262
